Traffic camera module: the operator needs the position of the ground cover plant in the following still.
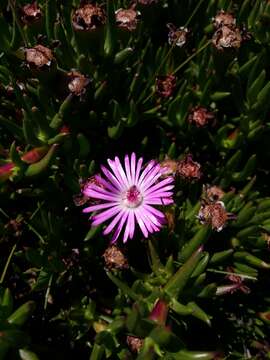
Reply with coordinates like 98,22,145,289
1,0,270,359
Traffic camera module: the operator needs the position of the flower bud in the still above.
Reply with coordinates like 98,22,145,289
149,299,168,325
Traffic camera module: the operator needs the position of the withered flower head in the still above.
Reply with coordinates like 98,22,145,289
126,336,144,353
198,200,235,231
188,106,215,127
167,23,189,47
115,7,140,31
160,158,178,177
177,154,202,181
25,45,53,68
72,4,106,31
226,267,250,294
103,245,128,270
213,10,236,29
156,75,176,98
203,184,225,201
21,1,42,24
212,25,242,51
67,71,90,96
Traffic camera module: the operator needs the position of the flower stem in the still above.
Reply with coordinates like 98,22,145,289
0,243,17,284
185,0,206,27
172,40,211,75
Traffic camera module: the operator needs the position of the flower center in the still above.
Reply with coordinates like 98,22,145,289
122,185,143,208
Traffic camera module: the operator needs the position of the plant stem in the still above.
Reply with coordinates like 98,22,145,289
0,243,17,284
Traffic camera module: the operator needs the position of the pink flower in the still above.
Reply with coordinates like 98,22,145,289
83,153,174,242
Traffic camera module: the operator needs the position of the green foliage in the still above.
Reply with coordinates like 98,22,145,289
0,0,270,359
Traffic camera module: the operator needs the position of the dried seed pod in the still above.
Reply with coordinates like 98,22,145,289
167,23,189,47
155,75,176,98
21,1,42,24
198,201,235,232
25,45,54,68
72,3,106,31
67,71,90,96
126,335,144,353
103,245,128,270
188,106,215,127
115,8,140,31
212,25,242,51
177,154,202,181
213,10,236,29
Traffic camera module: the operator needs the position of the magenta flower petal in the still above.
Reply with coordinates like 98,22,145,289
83,154,175,241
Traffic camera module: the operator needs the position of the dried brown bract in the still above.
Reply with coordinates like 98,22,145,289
212,25,242,51
25,45,53,68
198,200,235,231
103,245,128,270
126,335,144,353
156,75,176,98
115,7,140,31
188,106,215,127
72,4,106,31
167,23,189,47
67,71,90,96
177,154,202,181
21,2,42,24
213,10,236,29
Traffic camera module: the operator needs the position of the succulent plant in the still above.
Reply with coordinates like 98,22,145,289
1,0,270,359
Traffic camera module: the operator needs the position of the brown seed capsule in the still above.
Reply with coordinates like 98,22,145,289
204,184,225,201
188,106,215,127
25,45,53,68
21,1,42,24
156,75,176,98
126,335,144,353
103,245,128,270
115,8,140,31
198,201,235,232
72,4,106,31
177,154,202,181
167,23,189,47
213,10,236,29
212,25,242,51
67,71,90,96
